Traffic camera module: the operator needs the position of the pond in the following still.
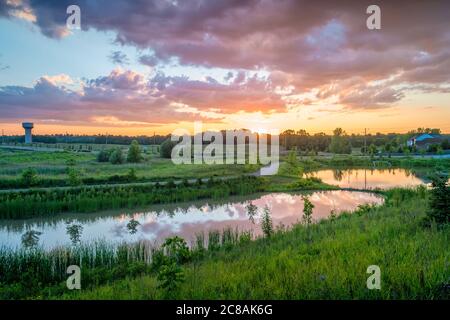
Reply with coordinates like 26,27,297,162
307,168,427,189
0,190,383,250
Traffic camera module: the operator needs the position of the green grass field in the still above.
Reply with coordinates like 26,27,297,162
0,148,260,189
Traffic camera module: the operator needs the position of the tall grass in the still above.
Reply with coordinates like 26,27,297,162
65,187,449,300
0,176,264,219
0,227,254,299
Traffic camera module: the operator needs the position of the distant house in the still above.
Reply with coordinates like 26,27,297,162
407,133,443,149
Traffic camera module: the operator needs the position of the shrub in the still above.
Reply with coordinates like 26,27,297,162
279,149,303,177
67,168,82,186
160,138,177,159
329,128,352,154
161,236,190,264
157,261,185,292
109,147,124,164
127,140,142,163
21,168,39,187
261,205,273,238
427,174,449,225
97,149,113,162
302,195,314,225
126,168,138,182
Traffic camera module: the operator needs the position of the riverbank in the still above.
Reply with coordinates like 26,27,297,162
0,187,447,299
298,155,450,172
0,175,332,219
66,187,449,300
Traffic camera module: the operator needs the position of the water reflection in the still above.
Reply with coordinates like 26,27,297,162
0,191,383,250
21,230,42,248
126,218,141,235
66,222,83,245
308,168,426,189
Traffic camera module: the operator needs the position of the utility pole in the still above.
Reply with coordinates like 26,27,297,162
364,128,367,156
1,129,4,145
153,131,156,152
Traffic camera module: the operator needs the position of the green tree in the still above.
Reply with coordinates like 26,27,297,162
383,142,393,158
368,144,377,159
97,148,113,162
67,168,82,186
155,236,190,295
261,205,273,238
441,139,450,150
162,236,191,263
329,128,351,154
109,147,124,164
427,174,449,225
302,195,315,225
66,223,83,245
157,261,185,293
127,140,142,163
160,138,177,159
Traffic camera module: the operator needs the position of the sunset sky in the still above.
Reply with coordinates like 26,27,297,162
0,0,449,136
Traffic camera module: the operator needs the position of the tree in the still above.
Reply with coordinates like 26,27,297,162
97,148,113,162
368,144,377,159
157,261,185,293
109,147,124,164
67,168,82,186
427,174,449,225
127,140,142,163
261,205,273,238
302,195,315,225
329,128,352,154
383,142,393,158
21,230,42,248
441,139,450,150
66,223,83,245
126,218,140,234
246,202,258,224
160,138,177,159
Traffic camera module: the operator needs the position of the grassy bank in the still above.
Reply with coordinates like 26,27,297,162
0,187,447,299
298,155,450,172
68,188,449,300
0,176,269,219
0,149,260,190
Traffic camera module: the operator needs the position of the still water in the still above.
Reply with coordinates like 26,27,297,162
0,190,383,250
307,168,427,189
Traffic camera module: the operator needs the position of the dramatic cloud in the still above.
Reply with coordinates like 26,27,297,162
1,0,450,126
0,68,287,125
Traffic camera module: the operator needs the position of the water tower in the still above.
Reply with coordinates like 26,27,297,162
22,122,34,144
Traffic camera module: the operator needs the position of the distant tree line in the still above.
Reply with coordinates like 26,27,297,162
2,127,448,155
1,134,169,145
